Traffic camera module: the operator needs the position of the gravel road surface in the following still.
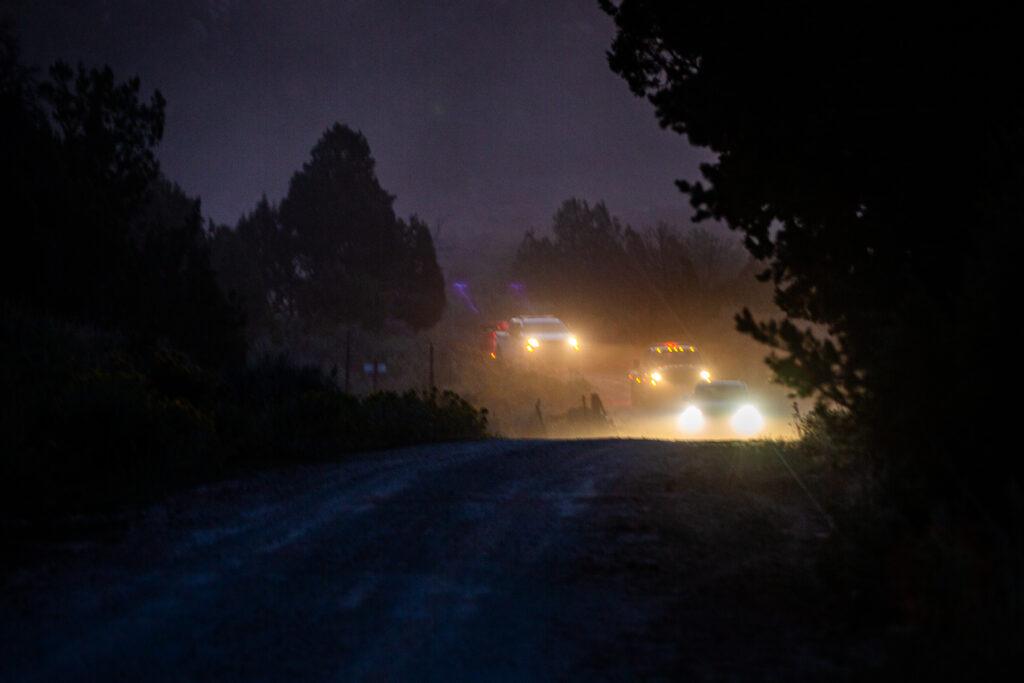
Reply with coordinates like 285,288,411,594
2,439,844,681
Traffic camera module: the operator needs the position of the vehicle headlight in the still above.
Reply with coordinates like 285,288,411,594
650,371,663,383
678,405,704,433
699,369,711,382
527,337,540,349
567,336,579,350
730,404,764,436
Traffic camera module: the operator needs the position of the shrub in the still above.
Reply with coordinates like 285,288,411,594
222,356,487,462
361,389,489,448
1,311,489,517
219,354,361,463
1,307,221,514
796,406,1024,677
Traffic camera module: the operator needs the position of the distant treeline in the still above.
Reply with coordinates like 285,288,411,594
513,198,762,344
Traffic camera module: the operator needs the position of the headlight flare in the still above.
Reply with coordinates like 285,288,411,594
730,404,764,436
650,371,663,383
699,369,711,382
526,336,540,350
567,336,579,350
677,405,704,433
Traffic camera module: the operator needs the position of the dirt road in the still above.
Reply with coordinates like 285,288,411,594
2,440,846,681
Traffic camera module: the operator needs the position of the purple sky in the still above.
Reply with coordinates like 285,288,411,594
11,0,709,266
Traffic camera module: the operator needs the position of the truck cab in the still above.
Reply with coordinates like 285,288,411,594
628,341,711,408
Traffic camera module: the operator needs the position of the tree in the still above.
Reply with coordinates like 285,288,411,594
210,195,291,340
514,198,747,343
1,34,242,368
603,0,1020,470
1,56,165,320
274,123,445,332
394,216,446,331
129,179,245,368
1,27,53,305
515,199,642,340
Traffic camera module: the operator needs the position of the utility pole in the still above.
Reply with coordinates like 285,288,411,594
428,342,435,389
344,328,351,393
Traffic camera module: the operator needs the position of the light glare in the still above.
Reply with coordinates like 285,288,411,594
678,405,704,432
730,404,764,436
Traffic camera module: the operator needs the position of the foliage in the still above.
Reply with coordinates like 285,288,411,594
0,307,488,517
515,199,639,340
0,27,481,526
361,388,489,446
213,124,447,338
40,61,165,213
393,215,446,330
601,1,1021,506
0,306,221,513
0,33,243,369
602,2,1023,670
792,406,1022,678
210,195,289,342
278,124,401,330
514,198,753,343
129,179,247,368
0,34,478,521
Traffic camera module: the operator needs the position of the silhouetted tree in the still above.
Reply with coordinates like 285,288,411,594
602,1,1022,508
1,33,243,368
130,179,245,368
210,195,291,341
1,28,53,303
248,123,447,333
394,216,446,331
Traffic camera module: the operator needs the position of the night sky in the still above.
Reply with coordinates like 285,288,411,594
10,0,707,267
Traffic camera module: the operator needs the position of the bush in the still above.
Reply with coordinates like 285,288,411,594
222,355,487,462
361,389,489,447
39,367,218,509
795,407,1024,677
1,307,221,514
1,310,489,517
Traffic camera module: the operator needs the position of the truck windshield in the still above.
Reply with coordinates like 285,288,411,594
524,321,568,334
695,384,747,402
